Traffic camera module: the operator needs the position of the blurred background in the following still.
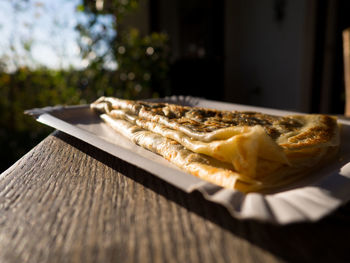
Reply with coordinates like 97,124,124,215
1,0,350,172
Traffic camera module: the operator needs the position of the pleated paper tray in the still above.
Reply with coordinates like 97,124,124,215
25,96,350,224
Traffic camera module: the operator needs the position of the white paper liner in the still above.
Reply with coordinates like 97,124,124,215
25,96,350,224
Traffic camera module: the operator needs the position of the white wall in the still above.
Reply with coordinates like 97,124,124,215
224,0,316,112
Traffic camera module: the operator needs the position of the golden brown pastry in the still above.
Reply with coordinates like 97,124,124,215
91,97,340,193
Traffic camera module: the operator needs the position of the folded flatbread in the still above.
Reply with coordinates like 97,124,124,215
91,96,340,193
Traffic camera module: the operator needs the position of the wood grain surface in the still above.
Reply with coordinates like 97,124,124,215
1,131,350,263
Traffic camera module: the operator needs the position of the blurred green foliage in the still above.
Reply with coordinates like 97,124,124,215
80,0,139,19
0,68,82,172
112,28,171,98
76,0,171,97
0,0,171,172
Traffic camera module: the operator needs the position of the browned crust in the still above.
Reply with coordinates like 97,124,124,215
98,98,338,149
280,115,338,149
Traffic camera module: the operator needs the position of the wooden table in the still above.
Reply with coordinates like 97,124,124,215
1,131,350,263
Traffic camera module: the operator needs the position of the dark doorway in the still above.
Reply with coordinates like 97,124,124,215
150,0,225,100
311,0,350,114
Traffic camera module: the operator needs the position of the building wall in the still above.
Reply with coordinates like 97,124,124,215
224,0,316,112
123,0,318,112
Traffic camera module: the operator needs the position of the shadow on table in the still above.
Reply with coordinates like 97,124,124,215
55,131,350,263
